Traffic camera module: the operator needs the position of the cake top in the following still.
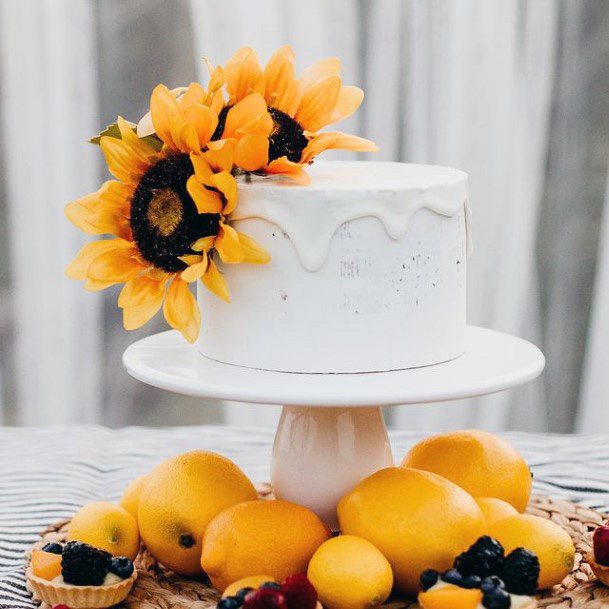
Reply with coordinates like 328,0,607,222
240,161,468,194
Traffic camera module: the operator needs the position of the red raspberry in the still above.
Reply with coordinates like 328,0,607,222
243,588,288,609
594,524,609,566
280,574,317,609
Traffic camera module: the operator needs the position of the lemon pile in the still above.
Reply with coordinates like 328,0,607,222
64,431,575,609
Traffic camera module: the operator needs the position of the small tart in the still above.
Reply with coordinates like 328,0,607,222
588,551,609,587
26,566,137,609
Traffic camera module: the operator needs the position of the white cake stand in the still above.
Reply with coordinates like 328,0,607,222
123,325,544,528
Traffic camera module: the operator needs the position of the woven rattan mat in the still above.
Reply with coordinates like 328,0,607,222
27,490,609,608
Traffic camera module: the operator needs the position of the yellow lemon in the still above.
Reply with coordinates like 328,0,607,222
337,467,486,595
402,430,532,512
489,514,575,589
475,497,518,527
119,475,147,520
307,535,392,609
201,499,331,591
222,575,276,598
68,501,140,559
138,450,257,576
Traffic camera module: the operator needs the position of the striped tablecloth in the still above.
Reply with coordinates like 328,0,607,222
1,425,608,609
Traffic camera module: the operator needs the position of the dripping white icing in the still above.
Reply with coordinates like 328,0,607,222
233,161,469,272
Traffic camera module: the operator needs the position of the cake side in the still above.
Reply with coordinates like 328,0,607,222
197,161,468,374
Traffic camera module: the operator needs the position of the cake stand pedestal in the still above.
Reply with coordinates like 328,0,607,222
123,325,544,528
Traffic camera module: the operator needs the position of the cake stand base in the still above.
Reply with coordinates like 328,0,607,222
272,406,393,528
123,326,545,526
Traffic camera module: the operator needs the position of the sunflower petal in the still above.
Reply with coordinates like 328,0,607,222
328,86,364,125
209,171,238,215
264,45,298,113
216,223,245,263
237,232,271,264
65,240,119,281
163,277,201,343
150,84,182,151
123,300,163,330
234,133,269,172
294,57,341,114
100,135,150,185
186,176,223,213
225,47,265,103
203,139,236,173
116,116,157,161
65,180,132,239
190,153,213,183
191,235,216,252
180,256,209,283
183,103,218,148
179,82,206,109
87,240,146,282
301,132,378,163
223,93,271,139
202,258,230,303
118,274,167,308
295,76,341,132
137,86,187,137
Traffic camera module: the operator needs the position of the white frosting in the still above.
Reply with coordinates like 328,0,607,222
234,161,469,271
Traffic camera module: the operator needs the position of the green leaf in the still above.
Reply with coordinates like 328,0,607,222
89,121,163,152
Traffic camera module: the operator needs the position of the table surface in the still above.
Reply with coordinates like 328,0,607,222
1,425,607,609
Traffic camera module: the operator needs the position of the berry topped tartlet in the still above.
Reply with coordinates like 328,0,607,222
26,540,137,608
418,536,538,609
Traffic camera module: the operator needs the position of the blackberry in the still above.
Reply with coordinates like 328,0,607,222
481,576,506,593
218,597,241,609
461,574,482,589
42,542,63,555
482,585,511,609
499,548,540,596
61,541,111,586
109,556,134,579
441,568,463,586
454,536,505,578
419,569,439,591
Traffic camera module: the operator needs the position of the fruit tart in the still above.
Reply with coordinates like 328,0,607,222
27,540,137,608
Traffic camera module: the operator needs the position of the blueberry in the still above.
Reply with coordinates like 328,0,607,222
109,556,134,579
260,582,281,590
461,574,482,589
419,569,439,591
441,568,463,586
42,542,63,555
482,586,511,609
217,597,240,609
481,576,506,593
235,587,254,602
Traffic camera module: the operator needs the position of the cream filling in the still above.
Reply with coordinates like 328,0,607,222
52,572,123,586
428,580,533,608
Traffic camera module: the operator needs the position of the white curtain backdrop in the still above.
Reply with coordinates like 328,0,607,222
0,0,608,432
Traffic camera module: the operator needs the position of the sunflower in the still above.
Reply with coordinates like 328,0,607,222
137,62,273,173
221,46,377,182
66,84,268,343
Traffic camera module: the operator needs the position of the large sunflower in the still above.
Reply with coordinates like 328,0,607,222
66,84,269,342
221,46,377,182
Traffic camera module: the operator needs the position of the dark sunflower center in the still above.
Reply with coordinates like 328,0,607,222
131,154,220,273
268,107,308,163
210,105,308,164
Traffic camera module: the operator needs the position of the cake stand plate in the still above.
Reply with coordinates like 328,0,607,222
123,326,544,527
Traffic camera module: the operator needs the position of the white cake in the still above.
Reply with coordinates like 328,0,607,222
197,161,469,373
